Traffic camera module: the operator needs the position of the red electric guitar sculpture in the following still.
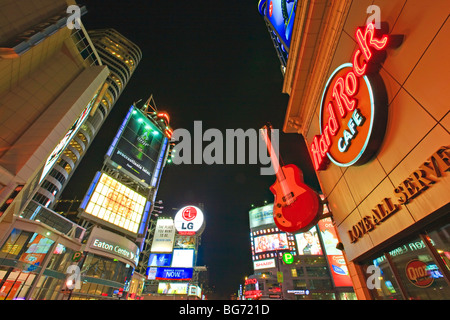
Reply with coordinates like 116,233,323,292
261,124,323,233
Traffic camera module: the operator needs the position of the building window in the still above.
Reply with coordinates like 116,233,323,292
360,215,450,300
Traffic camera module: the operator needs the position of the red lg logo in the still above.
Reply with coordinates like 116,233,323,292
182,207,197,221
269,1,273,17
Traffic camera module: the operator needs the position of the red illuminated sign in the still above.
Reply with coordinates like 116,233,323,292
311,22,401,171
406,260,434,288
182,206,197,221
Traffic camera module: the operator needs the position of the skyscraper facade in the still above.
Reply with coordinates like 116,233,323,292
0,0,142,300
31,28,142,209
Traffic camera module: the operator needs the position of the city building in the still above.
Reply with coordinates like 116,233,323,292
140,205,207,300
63,100,174,300
31,28,142,209
0,0,112,300
260,0,450,299
246,203,356,300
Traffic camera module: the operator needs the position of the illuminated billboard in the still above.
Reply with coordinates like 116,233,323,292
251,227,296,261
258,0,298,66
157,282,189,295
148,253,172,267
106,105,168,187
295,226,323,255
171,249,194,268
80,172,149,235
318,217,352,287
174,206,205,235
40,93,98,183
155,268,193,281
150,218,176,253
249,204,274,229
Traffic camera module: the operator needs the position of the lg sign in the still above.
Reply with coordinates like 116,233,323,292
174,206,205,235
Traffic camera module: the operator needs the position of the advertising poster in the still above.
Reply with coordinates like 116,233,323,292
82,172,147,234
262,0,297,50
249,204,275,228
157,282,188,295
174,235,196,249
155,268,193,281
108,106,166,186
295,226,323,255
171,249,194,268
318,218,353,287
148,253,172,267
254,233,288,253
151,218,176,253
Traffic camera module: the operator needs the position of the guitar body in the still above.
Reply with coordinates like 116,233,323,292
270,164,322,233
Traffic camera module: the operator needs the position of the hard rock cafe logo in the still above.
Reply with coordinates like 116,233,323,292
310,22,402,171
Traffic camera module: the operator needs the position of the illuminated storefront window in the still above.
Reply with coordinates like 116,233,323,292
361,217,450,300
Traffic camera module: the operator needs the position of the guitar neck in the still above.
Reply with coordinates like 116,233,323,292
261,126,285,182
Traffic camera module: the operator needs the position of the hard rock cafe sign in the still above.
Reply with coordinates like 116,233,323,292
310,22,402,171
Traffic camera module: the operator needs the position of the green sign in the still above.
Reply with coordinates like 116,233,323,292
277,271,284,283
283,252,294,265
72,251,83,262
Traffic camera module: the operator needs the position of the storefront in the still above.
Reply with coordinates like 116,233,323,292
281,0,450,299
0,217,84,300
68,226,140,300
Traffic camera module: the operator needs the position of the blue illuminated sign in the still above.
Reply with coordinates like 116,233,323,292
155,268,193,281
148,253,172,267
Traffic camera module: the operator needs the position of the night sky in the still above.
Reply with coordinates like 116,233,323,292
62,0,321,300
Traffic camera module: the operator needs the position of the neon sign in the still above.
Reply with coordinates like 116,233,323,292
311,23,400,171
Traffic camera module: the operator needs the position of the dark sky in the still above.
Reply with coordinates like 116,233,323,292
62,0,321,300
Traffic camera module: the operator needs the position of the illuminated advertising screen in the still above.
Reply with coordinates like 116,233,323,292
174,235,196,249
259,0,298,64
251,227,296,261
151,218,176,253
254,233,289,254
80,172,148,234
249,204,275,229
171,249,194,268
155,268,193,281
148,253,172,267
40,93,98,183
106,105,168,186
318,217,352,287
157,282,188,295
295,226,323,255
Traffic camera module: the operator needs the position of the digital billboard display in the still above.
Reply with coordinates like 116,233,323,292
150,218,176,253
155,268,193,281
171,249,194,268
106,105,168,186
295,226,323,255
148,253,172,267
254,233,289,254
251,227,296,261
157,282,189,295
80,172,148,234
249,204,275,229
318,217,352,287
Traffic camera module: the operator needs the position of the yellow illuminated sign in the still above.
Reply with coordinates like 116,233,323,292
84,173,146,233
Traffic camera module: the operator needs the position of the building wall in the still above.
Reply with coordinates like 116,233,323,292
303,0,450,261
282,0,450,299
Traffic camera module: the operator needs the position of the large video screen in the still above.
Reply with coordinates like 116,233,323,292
80,172,147,234
171,249,194,268
295,226,323,255
106,106,167,186
254,233,289,253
